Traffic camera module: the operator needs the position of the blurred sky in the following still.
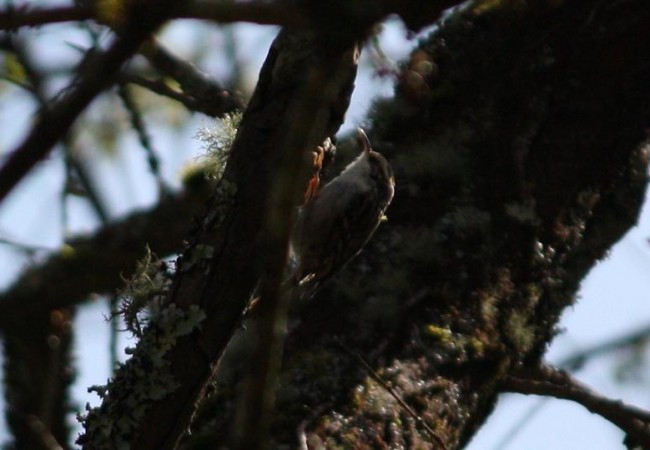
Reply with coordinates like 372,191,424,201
1,14,649,449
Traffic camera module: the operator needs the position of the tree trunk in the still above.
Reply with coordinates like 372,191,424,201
187,2,650,448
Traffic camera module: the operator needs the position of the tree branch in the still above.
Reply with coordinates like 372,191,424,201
0,2,308,31
180,1,311,28
0,0,187,204
0,5,92,30
138,39,244,116
0,184,212,330
116,82,167,193
1,0,463,35
181,0,463,33
502,365,650,449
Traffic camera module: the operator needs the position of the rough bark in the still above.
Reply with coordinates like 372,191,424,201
78,27,363,449
186,2,650,448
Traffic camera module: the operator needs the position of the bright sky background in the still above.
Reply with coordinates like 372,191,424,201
1,13,649,449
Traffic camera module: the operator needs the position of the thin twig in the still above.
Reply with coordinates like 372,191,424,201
0,5,93,30
116,83,168,195
0,237,52,254
502,364,650,449
119,72,212,113
0,3,176,204
491,323,650,450
1,31,111,222
559,324,650,371
340,343,448,450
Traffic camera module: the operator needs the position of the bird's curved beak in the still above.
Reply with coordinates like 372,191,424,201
357,128,371,155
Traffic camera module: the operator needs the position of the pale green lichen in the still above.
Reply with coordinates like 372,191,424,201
115,246,173,337
78,304,206,449
504,309,536,354
423,324,488,359
191,112,242,180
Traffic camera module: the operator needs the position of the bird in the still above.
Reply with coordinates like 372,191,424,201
289,128,395,298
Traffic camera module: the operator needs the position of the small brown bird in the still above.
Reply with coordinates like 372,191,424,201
290,128,395,296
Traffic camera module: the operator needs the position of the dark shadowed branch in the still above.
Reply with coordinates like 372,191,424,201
0,1,307,31
0,185,212,329
0,5,92,29
138,40,244,116
116,82,167,193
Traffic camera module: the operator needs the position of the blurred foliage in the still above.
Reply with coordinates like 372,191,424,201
2,53,26,84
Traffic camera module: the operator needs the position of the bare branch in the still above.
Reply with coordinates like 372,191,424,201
0,5,92,30
119,72,236,117
180,1,311,28
181,0,464,33
559,323,650,371
0,2,304,31
3,32,112,223
116,83,168,194
0,32,110,449
0,185,212,330
0,0,462,203
502,365,650,449
138,39,244,116
0,1,187,204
